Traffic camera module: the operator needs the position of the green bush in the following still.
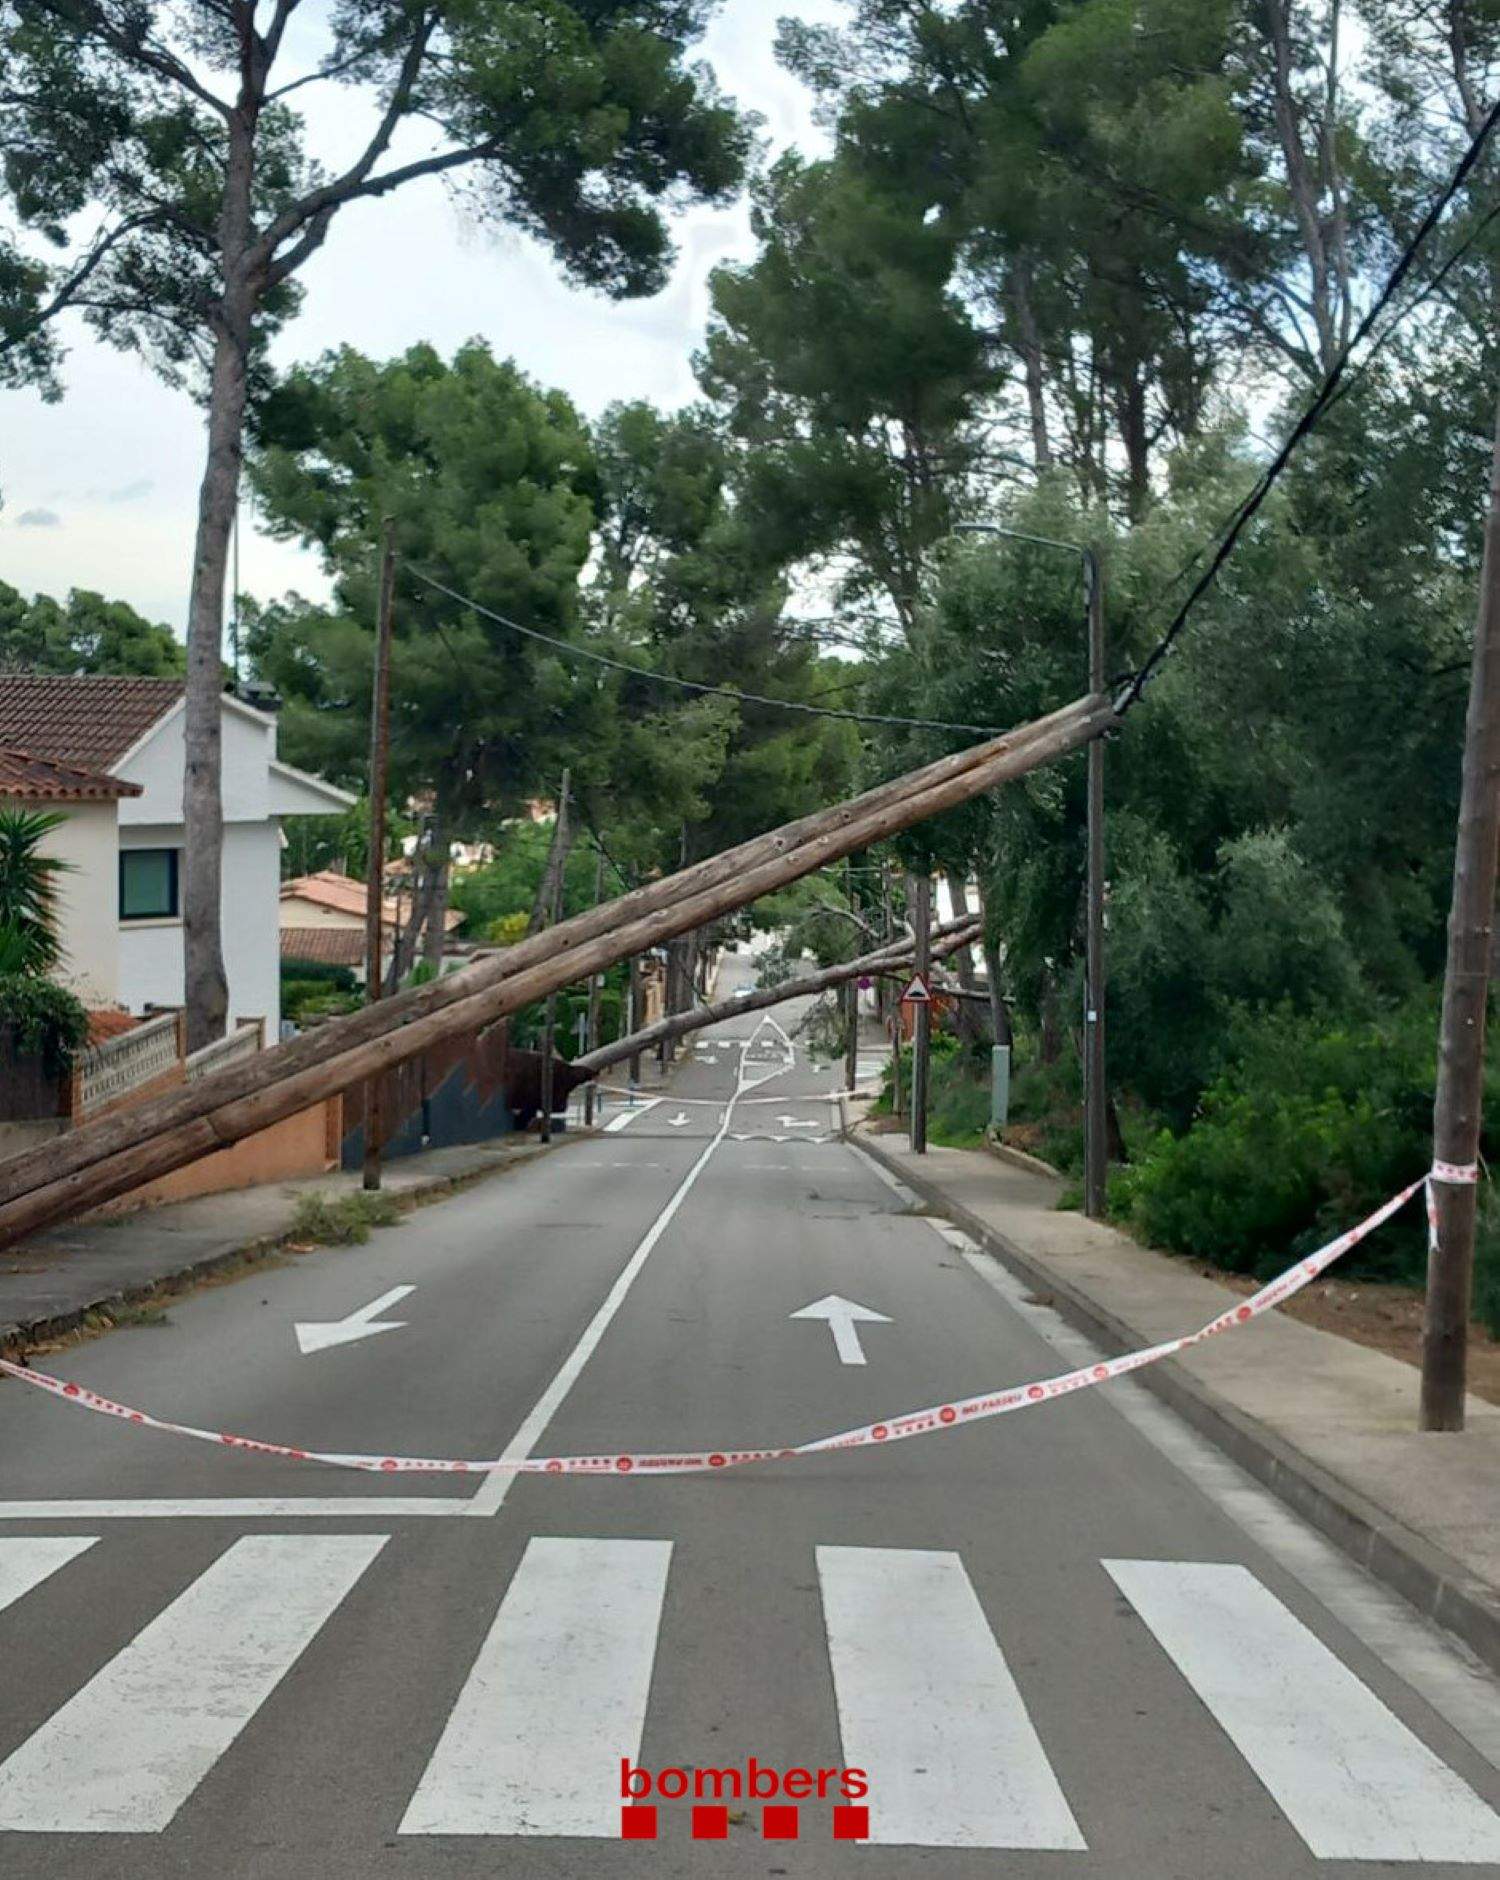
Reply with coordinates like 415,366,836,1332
0,973,90,1073
1114,999,1477,1284
279,958,358,990
290,1190,401,1246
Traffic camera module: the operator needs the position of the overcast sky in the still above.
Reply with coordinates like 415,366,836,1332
0,1,842,633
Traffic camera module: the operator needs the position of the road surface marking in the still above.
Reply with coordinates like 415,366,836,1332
465,1025,780,1517
0,1497,465,1519
293,1284,414,1355
400,1536,671,1837
817,1545,1085,1849
604,1098,660,1133
0,1533,386,1832
790,1294,891,1366
1104,1559,1500,1862
667,1112,690,1127
0,1537,95,1614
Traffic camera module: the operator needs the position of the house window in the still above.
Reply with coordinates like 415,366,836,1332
119,848,180,920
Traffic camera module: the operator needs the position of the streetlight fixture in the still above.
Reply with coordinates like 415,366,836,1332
953,520,1109,1219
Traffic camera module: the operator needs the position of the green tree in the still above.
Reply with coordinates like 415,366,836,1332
0,583,184,675
0,0,749,1046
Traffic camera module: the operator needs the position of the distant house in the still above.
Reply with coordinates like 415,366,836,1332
0,675,354,1030
280,868,464,977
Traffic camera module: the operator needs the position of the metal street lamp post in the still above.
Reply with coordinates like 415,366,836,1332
954,522,1108,1218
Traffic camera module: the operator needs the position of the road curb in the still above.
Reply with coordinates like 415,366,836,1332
0,1136,568,1362
849,1121,1500,1678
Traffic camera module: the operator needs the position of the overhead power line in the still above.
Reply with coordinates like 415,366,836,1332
1121,96,1500,714
403,564,1008,739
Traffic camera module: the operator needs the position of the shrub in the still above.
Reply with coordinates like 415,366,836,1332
1114,999,1472,1284
0,973,89,1074
290,1189,401,1245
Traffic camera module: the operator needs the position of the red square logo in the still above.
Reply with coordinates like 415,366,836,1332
762,1804,800,1840
834,1804,870,1841
692,1804,729,1840
620,1804,657,1840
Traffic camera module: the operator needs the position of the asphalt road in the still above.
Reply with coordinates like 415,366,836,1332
3,955,1500,1877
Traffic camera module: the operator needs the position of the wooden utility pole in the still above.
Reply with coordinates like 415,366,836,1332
0,694,1113,1248
362,521,396,1192
1423,397,1500,1431
577,915,981,1078
628,952,644,1088
539,770,571,1145
1083,548,1109,1219
584,845,606,1126
910,871,931,1155
884,866,902,1116
844,860,860,1093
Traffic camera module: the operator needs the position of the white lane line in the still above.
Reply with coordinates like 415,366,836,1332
604,1097,660,1133
1104,1559,1500,1863
817,1545,1085,1850
465,1022,781,1517
0,1537,95,1613
0,1497,464,1520
400,1536,671,1837
0,1533,386,1832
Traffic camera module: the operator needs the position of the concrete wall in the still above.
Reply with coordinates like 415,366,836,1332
3,796,120,1006
118,821,282,1031
91,1096,341,1216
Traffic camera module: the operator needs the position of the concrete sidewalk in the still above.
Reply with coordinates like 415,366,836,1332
850,1109,1500,1676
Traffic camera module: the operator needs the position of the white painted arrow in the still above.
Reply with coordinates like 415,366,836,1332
777,1116,819,1130
294,1285,414,1356
789,1294,892,1366
667,1112,690,1128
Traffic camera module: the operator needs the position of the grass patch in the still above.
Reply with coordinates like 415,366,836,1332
290,1189,402,1247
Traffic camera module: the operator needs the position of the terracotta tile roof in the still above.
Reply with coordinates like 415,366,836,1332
0,748,144,801
0,675,183,771
280,869,464,931
85,1008,141,1046
280,927,368,968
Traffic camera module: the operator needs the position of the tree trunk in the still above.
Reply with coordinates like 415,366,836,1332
420,852,451,972
1009,256,1053,472
182,310,251,1050
1114,366,1152,521
945,875,985,1044
1040,972,1063,1065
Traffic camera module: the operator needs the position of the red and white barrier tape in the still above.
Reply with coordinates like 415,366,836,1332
0,1174,1444,1480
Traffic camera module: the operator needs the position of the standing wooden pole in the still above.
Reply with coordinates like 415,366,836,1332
843,859,859,1093
1423,395,1500,1431
1083,548,1109,1219
885,866,903,1117
584,845,605,1126
539,770,571,1145
910,872,931,1155
362,520,396,1192
628,952,644,1089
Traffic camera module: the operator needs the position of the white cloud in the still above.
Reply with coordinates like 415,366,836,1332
15,507,61,528
0,0,841,635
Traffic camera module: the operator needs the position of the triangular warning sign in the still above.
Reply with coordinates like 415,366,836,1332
900,973,932,1004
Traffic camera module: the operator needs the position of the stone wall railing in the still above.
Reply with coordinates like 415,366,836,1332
75,1011,184,1120
185,1019,264,1083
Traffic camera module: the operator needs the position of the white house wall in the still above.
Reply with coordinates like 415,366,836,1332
119,822,281,1030
116,698,274,827
7,797,119,1006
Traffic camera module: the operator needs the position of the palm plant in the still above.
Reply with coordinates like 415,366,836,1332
0,807,69,974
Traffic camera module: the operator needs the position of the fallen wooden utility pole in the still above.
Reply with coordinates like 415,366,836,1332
0,692,1097,1220
1423,393,1500,1431
0,694,1111,1247
574,917,981,1079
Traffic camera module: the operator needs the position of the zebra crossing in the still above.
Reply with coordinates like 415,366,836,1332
2,1532,1499,1858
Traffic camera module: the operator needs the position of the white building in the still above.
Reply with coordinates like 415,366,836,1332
0,675,354,1031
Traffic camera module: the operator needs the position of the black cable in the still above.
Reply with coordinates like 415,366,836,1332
1121,97,1500,713
404,565,1009,738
